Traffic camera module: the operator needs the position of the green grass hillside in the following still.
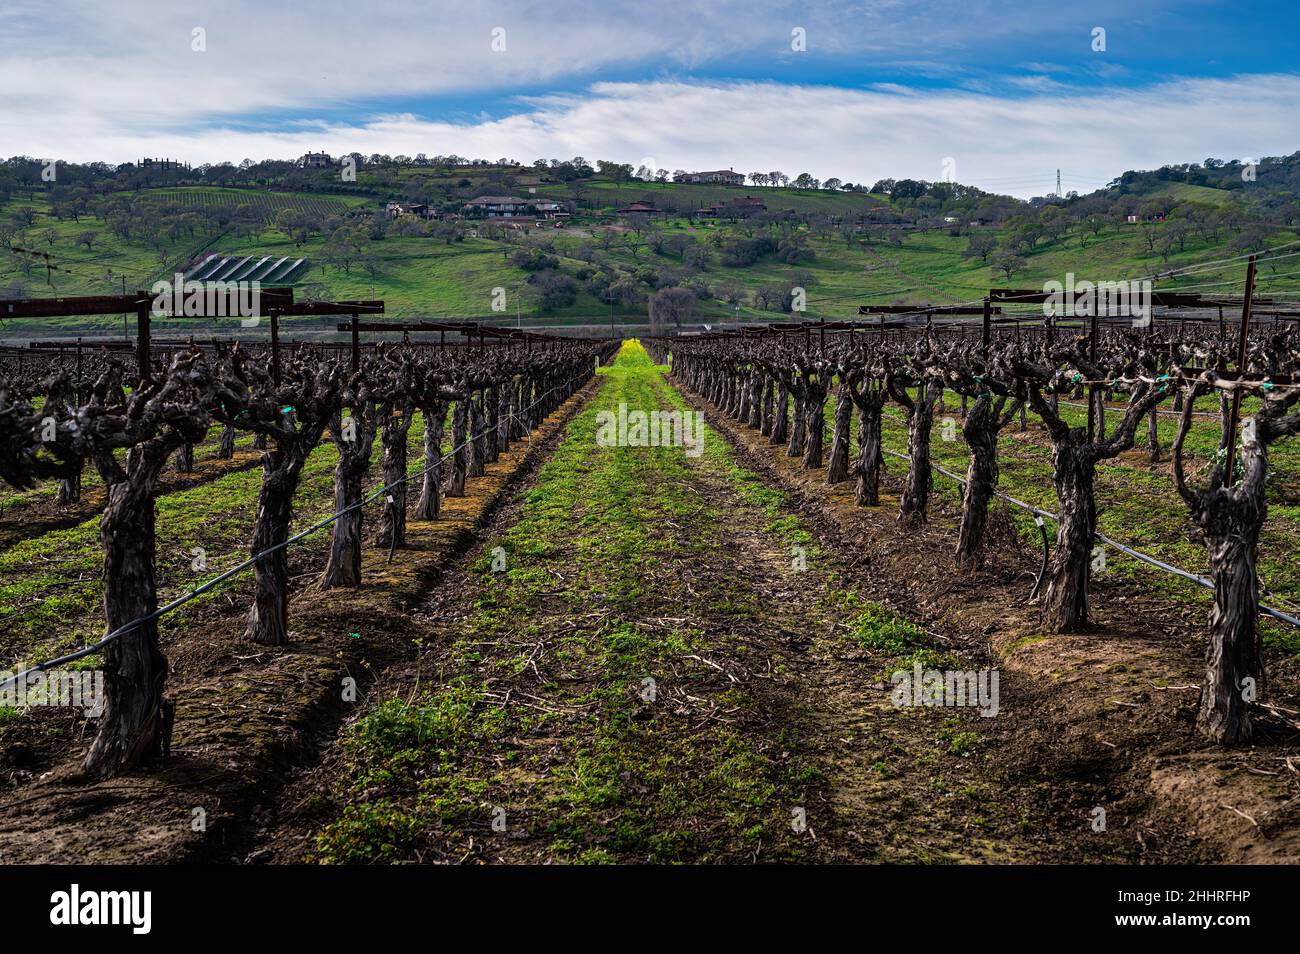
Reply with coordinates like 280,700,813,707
3,170,1297,337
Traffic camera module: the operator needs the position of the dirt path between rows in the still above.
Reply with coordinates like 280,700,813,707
9,347,1295,864
253,347,1218,864
675,374,1300,863
0,382,595,864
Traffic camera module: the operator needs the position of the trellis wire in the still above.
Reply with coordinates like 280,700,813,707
879,448,1300,628
0,368,595,693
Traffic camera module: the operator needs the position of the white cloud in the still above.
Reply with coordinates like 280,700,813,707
9,76,1298,198
0,0,1286,196
0,0,1177,129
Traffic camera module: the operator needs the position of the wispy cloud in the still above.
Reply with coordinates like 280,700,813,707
10,76,1292,198
0,0,1292,195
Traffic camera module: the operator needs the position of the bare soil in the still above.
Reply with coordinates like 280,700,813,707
0,383,595,863
680,380,1300,863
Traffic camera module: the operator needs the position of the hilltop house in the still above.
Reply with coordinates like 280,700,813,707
301,151,333,169
674,168,745,186
138,157,188,170
531,198,565,218
463,195,565,219
463,195,530,217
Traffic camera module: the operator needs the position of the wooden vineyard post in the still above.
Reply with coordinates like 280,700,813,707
350,313,360,373
1222,255,1258,484
270,313,281,384
135,292,152,384
981,297,991,352
1087,310,1098,441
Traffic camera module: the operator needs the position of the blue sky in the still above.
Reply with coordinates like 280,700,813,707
2,0,1297,196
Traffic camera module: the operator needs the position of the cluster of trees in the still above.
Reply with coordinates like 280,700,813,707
500,215,822,318
0,186,402,296
658,325,1300,746
0,338,613,779
946,189,1295,284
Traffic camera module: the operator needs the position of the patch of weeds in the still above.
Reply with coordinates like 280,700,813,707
849,603,928,653
945,731,981,757
350,683,505,771
315,799,423,864
937,719,983,757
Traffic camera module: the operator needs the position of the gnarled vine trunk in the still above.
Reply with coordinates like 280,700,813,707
852,386,885,507
468,394,486,478
377,406,414,549
57,466,82,505
84,446,174,779
320,407,377,590
246,462,298,646
899,385,938,526
1042,432,1096,632
217,424,237,460
772,383,790,445
1186,434,1270,744
447,397,469,497
955,393,1004,569
787,390,806,457
416,401,447,519
802,381,827,469
759,376,774,437
827,385,853,484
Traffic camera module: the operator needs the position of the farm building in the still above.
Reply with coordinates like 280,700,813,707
463,195,531,217
300,151,333,169
698,195,767,216
137,157,188,170
385,201,432,219
674,168,745,185
463,196,563,218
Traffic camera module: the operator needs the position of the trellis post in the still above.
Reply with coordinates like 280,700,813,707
1223,255,1258,483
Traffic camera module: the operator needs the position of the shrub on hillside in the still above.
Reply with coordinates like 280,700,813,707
527,269,577,309
510,247,560,271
